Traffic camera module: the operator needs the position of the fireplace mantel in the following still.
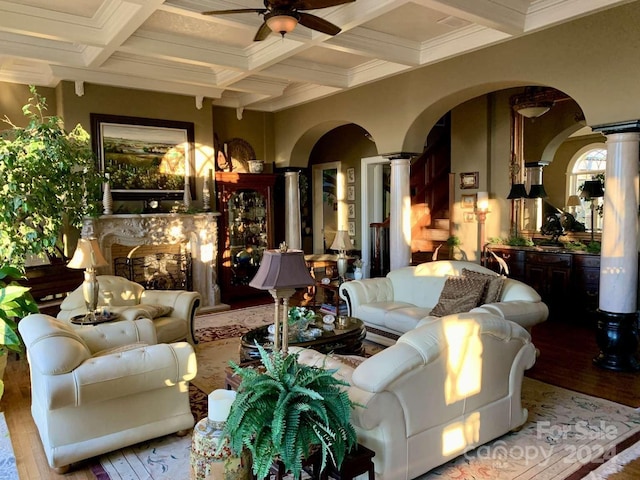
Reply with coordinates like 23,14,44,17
81,213,223,310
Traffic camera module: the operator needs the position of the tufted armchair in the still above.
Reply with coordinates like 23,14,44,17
18,314,197,473
291,311,536,480
57,275,201,345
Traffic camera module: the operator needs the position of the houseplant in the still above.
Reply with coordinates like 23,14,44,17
0,86,102,268
0,266,38,399
223,344,358,480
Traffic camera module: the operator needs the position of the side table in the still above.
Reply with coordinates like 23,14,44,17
318,443,376,480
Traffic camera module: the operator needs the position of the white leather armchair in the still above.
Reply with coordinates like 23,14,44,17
18,314,197,473
291,311,536,480
57,275,201,345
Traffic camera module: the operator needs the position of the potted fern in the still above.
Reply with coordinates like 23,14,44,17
223,345,358,480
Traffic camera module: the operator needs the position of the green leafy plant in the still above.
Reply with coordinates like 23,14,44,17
0,266,38,398
0,86,102,267
446,235,461,247
223,345,358,480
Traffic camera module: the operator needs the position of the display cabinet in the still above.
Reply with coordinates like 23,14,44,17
216,172,278,303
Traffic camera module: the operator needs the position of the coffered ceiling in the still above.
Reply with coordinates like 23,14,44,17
0,0,632,113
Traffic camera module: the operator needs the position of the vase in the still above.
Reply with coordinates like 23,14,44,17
102,175,113,215
202,171,211,212
354,267,363,280
183,182,192,209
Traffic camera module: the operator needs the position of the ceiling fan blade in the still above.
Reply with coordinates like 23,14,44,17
288,0,355,10
202,8,266,15
298,12,341,35
253,21,273,41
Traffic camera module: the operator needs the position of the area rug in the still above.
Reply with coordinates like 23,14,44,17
93,306,640,480
0,412,18,480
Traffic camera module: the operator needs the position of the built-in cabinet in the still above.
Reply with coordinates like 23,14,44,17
216,172,277,303
485,246,600,322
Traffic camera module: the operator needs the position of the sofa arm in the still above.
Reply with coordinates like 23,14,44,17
339,278,393,316
44,341,197,410
471,300,549,331
77,318,158,353
141,290,201,344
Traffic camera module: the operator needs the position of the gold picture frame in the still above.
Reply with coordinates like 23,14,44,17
460,172,479,189
461,194,476,209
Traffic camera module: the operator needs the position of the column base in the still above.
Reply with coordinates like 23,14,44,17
593,309,640,372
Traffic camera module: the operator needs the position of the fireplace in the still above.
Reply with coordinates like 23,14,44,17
81,213,224,310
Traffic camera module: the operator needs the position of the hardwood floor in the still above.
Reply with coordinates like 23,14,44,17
2,312,640,479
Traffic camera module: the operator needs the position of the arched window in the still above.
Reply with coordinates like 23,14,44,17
566,146,606,231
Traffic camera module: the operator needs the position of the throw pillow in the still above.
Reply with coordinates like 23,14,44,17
430,276,488,317
120,304,174,321
462,268,506,304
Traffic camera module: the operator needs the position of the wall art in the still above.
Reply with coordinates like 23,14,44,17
460,171,479,189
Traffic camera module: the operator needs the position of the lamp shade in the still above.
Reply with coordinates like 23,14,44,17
249,249,314,290
476,192,489,211
266,13,299,35
507,183,528,199
67,238,107,269
330,230,354,252
566,195,581,207
527,184,548,199
581,180,604,199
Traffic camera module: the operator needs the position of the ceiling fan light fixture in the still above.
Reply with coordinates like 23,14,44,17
266,13,299,37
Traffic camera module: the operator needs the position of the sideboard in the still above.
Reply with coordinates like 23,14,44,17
484,245,599,322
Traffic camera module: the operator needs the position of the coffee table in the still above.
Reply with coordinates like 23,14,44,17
239,316,366,364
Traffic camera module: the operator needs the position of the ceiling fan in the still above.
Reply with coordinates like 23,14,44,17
202,0,355,41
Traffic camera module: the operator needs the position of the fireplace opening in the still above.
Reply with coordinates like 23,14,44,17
112,244,192,291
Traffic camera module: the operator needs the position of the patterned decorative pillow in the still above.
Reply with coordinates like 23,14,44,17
462,268,506,304
430,276,488,317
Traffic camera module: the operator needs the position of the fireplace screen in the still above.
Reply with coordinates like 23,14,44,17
114,253,192,291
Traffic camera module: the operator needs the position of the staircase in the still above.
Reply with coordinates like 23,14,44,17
410,114,452,264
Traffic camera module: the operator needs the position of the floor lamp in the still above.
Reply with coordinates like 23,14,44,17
507,183,528,238
67,238,108,324
581,180,604,243
249,244,315,354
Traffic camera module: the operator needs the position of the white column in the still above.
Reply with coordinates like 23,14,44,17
284,170,302,250
389,157,411,270
600,132,640,313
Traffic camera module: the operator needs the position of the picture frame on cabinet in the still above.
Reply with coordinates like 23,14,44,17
460,172,479,189
91,113,196,201
461,194,476,209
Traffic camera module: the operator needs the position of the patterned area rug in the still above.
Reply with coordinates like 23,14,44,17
0,412,18,480
92,306,640,480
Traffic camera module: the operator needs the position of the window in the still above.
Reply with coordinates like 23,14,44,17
566,146,606,231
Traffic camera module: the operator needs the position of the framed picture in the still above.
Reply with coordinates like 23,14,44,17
347,221,356,236
346,167,355,184
347,185,355,201
463,212,476,223
348,203,356,219
460,172,479,189
461,194,476,209
91,113,196,201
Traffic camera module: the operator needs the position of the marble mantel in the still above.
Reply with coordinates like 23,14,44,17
81,213,223,310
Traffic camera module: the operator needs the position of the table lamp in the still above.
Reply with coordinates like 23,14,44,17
507,183,528,238
580,180,604,243
330,230,354,281
249,243,314,354
67,238,108,324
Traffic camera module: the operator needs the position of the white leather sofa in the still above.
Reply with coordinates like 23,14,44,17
340,260,548,345
18,314,197,473
57,275,201,345
291,311,536,480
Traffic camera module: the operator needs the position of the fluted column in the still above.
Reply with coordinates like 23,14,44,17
591,122,640,371
389,156,412,270
284,170,302,250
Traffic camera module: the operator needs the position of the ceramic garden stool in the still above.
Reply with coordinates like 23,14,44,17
190,418,251,480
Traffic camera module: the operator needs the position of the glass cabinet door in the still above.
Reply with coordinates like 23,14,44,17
228,189,268,286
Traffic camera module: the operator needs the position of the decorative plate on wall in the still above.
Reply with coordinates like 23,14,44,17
226,138,255,173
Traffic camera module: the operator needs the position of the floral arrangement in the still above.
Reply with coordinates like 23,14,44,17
353,257,364,268
287,306,316,325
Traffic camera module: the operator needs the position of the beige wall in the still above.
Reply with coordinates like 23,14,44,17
212,106,275,164
0,83,57,129
56,81,215,211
